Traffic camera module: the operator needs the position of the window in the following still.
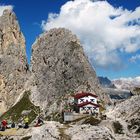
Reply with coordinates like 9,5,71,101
90,99,95,102
80,99,84,102
87,107,91,110
93,107,97,111
82,107,86,110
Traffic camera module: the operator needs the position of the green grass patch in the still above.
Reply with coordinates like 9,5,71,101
133,87,140,95
0,91,40,124
69,116,87,124
21,136,32,140
98,100,106,113
46,112,63,123
59,127,71,140
82,116,101,125
69,116,101,125
99,106,105,112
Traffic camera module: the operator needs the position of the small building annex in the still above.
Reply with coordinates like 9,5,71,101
73,92,100,114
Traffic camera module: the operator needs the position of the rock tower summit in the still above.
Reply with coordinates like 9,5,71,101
31,28,105,111
0,9,28,112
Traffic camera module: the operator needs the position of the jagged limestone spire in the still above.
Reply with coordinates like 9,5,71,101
0,9,28,112
31,28,108,112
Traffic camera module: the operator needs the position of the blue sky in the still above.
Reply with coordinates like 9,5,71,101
0,0,140,79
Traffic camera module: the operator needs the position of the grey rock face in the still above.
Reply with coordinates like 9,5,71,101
0,9,28,112
0,9,108,114
31,28,107,111
106,95,140,137
98,76,116,88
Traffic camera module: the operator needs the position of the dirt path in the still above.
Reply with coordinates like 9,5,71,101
0,127,30,137
59,124,71,140
0,128,18,136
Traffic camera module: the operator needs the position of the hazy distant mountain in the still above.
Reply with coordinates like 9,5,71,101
103,88,133,100
112,77,140,90
98,76,133,101
98,76,116,88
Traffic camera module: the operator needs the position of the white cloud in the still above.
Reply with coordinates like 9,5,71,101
41,0,140,69
119,77,140,83
129,54,140,63
0,5,13,16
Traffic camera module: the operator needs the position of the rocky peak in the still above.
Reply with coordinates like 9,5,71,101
31,28,108,111
98,76,116,88
0,9,25,54
0,9,28,113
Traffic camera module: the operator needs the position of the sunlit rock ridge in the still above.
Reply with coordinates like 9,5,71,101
0,9,28,112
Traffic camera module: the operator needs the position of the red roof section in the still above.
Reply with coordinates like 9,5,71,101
77,102,100,108
73,92,98,99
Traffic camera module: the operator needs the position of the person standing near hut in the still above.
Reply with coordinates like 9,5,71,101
35,115,44,127
1,119,7,131
24,115,29,129
7,116,12,128
18,117,24,128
